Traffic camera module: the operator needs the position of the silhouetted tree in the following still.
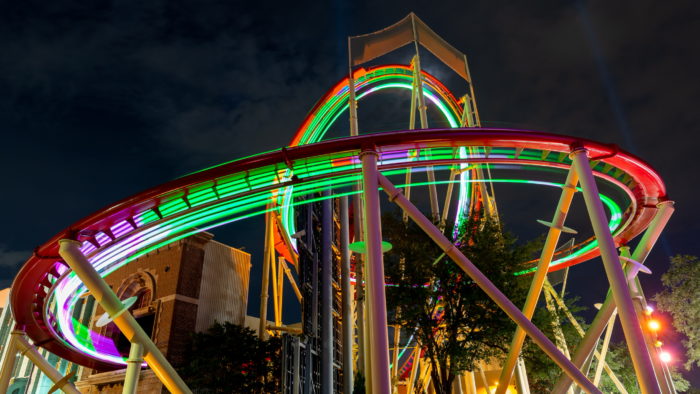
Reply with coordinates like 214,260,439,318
383,212,541,393
653,254,700,391
654,255,700,370
180,322,281,393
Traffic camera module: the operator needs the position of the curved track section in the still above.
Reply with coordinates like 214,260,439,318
278,65,463,260
12,128,666,370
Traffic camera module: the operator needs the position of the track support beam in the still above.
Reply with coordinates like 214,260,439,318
360,149,392,394
9,330,81,394
123,341,144,394
377,173,600,393
496,164,579,393
0,328,19,393
553,199,674,393
340,195,354,394
58,239,192,394
569,148,661,394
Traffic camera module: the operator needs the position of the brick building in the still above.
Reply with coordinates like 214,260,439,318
0,233,251,394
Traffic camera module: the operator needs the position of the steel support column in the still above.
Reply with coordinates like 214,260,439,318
12,332,81,394
552,199,674,393
515,357,531,394
570,148,660,394
321,192,334,394
123,342,143,394
0,331,18,393
340,195,355,394
58,239,192,394
496,165,579,393
592,310,616,387
259,211,273,339
360,149,392,394
376,173,600,393
410,53,440,222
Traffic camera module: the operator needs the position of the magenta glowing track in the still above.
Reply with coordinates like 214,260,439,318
11,65,666,370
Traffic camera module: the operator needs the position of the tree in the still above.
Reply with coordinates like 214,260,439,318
179,322,281,393
383,212,542,394
653,254,700,371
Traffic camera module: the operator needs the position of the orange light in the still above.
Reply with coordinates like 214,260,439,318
660,351,672,363
647,319,661,331
655,340,663,347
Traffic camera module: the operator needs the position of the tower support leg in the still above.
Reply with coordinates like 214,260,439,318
123,341,144,394
0,331,18,393
552,199,674,393
340,195,355,394
496,165,579,393
570,148,660,394
12,331,81,394
376,173,600,393
58,239,192,394
360,149,392,394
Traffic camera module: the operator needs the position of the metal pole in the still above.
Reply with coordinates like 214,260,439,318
545,286,628,394
465,371,477,394
570,148,660,394
625,247,673,394
560,266,570,298
259,211,272,339
340,195,354,394
321,192,334,394
478,365,492,394
271,243,280,326
360,149,392,394
123,341,144,394
454,374,464,394
0,331,18,393
410,51,440,222
543,282,572,361
407,346,421,394
392,326,400,387
496,165,579,393
347,37,359,138
377,173,600,393
293,336,301,394
593,310,616,387
58,239,192,394
633,275,674,394
12,332,81,394
553,200,674,393
515,357,531,394
440,169,457,229
280,258,302,302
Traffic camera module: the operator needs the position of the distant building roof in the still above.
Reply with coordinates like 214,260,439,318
0,288,10,308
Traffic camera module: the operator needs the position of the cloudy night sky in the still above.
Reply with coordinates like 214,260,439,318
0,0,698,387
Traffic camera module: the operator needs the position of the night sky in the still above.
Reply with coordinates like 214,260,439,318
1,0,698,386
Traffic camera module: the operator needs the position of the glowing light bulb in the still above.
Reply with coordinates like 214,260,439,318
655,340,663,347
647,319,661,331
660,351,672,363
645,305,654,315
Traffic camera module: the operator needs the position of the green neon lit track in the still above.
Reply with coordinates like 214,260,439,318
12,63,664,371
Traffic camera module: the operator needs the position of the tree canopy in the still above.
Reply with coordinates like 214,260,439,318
653,254,700,371
383,212,543,393
179,322,281,393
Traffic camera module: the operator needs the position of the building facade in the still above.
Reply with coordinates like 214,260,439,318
0,233,251,394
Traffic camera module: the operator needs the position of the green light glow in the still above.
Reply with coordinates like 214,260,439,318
44,64,639,369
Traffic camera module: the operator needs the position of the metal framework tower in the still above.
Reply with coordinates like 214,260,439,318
281,194,344,394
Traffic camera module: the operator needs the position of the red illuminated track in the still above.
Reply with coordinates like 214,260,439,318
11,128,666,369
